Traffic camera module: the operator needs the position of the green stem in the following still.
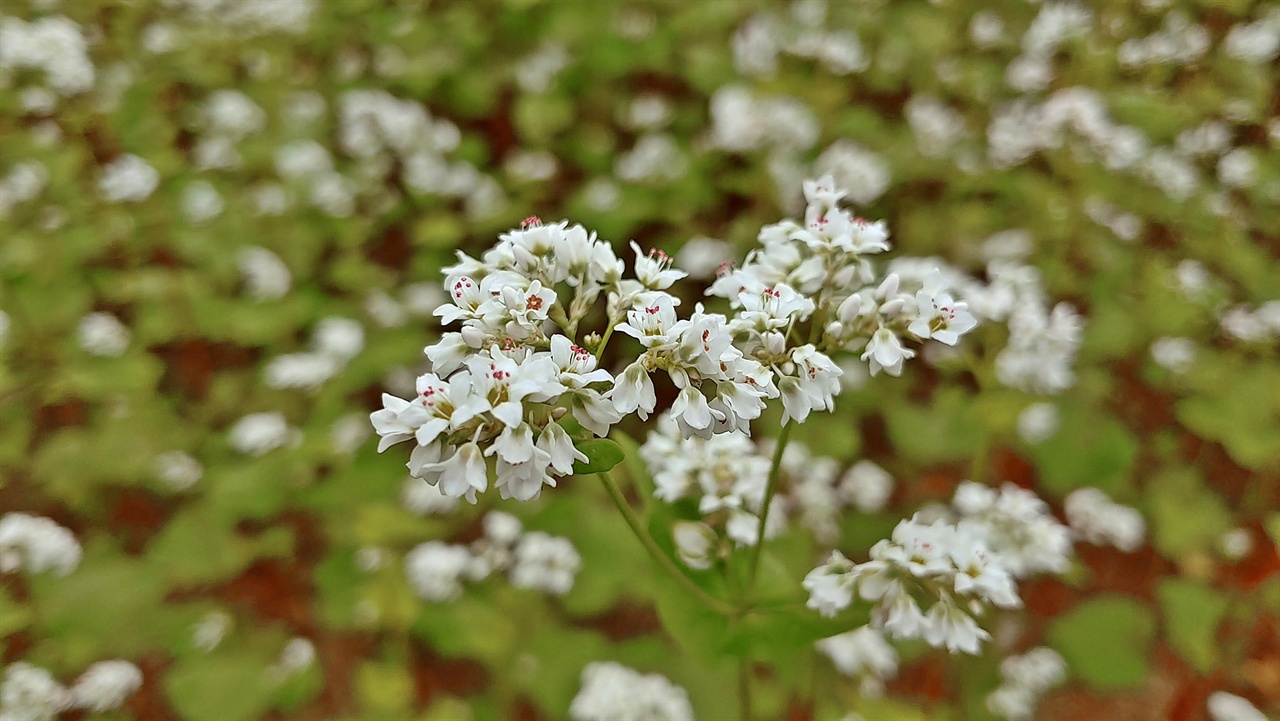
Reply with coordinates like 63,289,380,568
593,315,618,361
738,657,752,721
597,471,736,616
744,422,793,601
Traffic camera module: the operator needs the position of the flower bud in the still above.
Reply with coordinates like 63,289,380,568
876,273,900,300
837,294,863,324
460,325,487,348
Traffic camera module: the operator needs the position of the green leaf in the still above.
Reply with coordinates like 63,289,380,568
1157,578,1229,672
164,651,276,721
572,438,625,475
1147,469,1232,559
1048,595,1156,689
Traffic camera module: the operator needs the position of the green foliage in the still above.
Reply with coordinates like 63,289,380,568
1049,596,1157,689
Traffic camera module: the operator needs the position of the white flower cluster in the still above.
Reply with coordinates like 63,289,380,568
568,662,694,721
227,411,299,457
732,3,869,79
0,15,94,97
266,638,316,683
1220,301,1280,344
952,482,1073,578
77,312,131,357
1207,691,1268,721
1117,12,1210,68
335,88,504,218
985,647,1067,720
1005,2,1093,93
192,90,265,170
0,659,141,721
1222,9,1280,64
0,513,81,577
152,450,204,491
373,177,983,503
404,512,581,601
804,482,1073,655
804,516,1024,654
0,161,48,218
815,626,898,698
236,246,292,302
641,415,786,557
1063,487,1145,552
97,154,160,204
160,0,315,36
264,317,364,390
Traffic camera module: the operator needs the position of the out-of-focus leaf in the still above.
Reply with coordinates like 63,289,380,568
1049,595,1156,689
1157,578,1229,672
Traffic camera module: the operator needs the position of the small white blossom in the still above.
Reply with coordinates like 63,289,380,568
1064,487,1145,552
1207,691,1267,721
153,451,203,490
69,660,142,713
77,312,130,357
0,513,81,577
236,247,292,301
510,532,581,595
97,155,159,203
227,412,296,456
0,662,69,721
405,541,472,602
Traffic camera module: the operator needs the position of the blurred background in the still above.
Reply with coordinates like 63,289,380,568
0,0,1278,719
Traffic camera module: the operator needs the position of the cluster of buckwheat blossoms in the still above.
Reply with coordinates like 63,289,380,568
371,175,980,503
403,511,581,602
804,482,1074,654
568,662,694,721
985,647,1067,720
1,657,142,720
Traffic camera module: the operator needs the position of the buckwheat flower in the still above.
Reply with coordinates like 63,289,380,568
816,627,898,694
264,353,338,390
804,551,857,617
0,662,70,721
672,521,717,570
908,270,978,345
1223,15,1280,64
1150,337,1195,374
969,11,1006,48
68,660,142,713
569,662,694,721
1218,148,1258,189
180,181,223,224
814,140,891,206
268,638,315,680
311,317,364,363
1219,528,1253,561
1016,402,1060,444
227,412,295,456
153,451,203,491
923,599,990,654
0,513,81,576
401,477,458,516
861,327,914,377
425,442,488,503
953,482,1072,577
1207,691,1267,721
236,247,291,301
77,312,130,357
192,611,231,651
203,89,266,139
405,541,473,602
1064,488,1144,552
838,460,894,513
97,154,159,203
510,532,581,595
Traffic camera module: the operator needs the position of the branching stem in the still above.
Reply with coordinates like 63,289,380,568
743,422,793,601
